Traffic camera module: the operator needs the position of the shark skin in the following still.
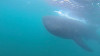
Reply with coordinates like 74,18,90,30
42,15,100,52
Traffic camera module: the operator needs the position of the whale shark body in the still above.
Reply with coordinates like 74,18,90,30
43,0,100,52
42,15,100,52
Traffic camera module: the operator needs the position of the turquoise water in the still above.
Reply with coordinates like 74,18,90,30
0,0,100,56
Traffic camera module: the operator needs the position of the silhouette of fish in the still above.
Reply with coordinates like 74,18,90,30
42,15,100,52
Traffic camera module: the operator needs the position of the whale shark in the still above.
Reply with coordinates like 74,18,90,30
42,15,100,52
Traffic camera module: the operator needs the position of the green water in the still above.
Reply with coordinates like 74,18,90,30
0,0,100,56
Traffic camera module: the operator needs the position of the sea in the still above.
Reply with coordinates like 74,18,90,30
0,0,100,56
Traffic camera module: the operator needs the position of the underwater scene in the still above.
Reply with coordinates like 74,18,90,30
1,0,100,56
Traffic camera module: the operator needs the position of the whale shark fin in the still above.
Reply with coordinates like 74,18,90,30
73,37,93,52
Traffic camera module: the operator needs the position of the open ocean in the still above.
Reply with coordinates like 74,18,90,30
0,0,100,56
